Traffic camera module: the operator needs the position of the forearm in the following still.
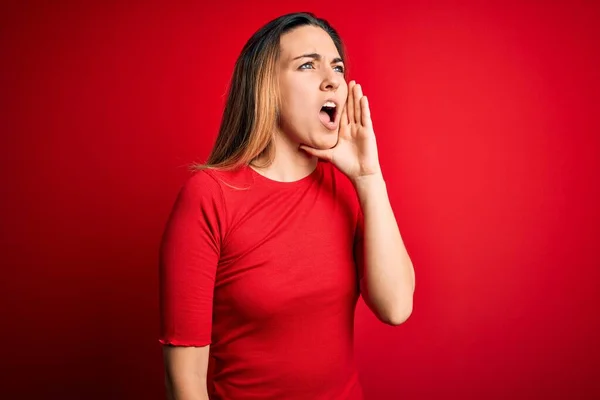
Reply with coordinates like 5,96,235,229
353,173,415,325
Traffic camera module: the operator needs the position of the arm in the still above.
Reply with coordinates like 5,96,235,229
354,173,415,325
163,345,210,400
159,172,224,399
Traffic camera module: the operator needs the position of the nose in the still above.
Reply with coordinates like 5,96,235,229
320,68,342,92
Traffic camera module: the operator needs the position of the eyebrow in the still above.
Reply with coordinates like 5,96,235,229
292,53,344,64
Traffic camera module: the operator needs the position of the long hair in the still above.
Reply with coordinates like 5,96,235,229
191,12,346,171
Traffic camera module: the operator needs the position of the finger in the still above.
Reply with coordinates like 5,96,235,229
360,96,371,127
340,102,349,127
346,80,356,124
354,83,363,125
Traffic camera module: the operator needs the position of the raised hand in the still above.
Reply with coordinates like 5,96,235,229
301,80,381,183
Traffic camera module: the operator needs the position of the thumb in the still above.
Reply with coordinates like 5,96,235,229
299,145,333,161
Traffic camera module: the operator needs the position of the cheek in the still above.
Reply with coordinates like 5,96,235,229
341,84,349,104
281,86,313,119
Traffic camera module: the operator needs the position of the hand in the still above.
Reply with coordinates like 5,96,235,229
300,81,381,183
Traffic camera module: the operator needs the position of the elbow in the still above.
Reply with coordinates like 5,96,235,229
384,270,416,326
382,298,413,326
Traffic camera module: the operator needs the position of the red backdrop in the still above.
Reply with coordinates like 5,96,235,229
1,1,599,399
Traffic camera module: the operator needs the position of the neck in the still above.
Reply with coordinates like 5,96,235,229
251,132,318,183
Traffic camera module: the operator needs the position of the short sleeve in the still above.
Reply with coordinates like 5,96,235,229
159,171,225,346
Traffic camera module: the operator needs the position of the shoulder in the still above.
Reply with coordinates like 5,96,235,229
320,161,358,199
171,169,229,215
179,166,255,206
317,162,360,220
181,169,223,197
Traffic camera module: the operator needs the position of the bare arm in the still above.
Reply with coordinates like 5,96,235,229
354,174,416,326
163,345,211,400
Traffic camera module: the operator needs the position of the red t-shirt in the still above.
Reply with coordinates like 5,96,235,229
159,160,364,399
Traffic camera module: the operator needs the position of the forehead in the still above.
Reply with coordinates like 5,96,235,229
279,25,340,60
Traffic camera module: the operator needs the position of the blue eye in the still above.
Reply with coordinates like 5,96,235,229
299,62,344,73
299,62,314,70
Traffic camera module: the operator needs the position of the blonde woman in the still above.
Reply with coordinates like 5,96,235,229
159,12,415,400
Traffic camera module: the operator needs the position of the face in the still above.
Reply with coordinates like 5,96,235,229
277,25,348,150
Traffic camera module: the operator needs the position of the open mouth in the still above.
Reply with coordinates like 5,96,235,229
319,101,337,123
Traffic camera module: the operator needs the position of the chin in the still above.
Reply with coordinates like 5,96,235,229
311,133,338,150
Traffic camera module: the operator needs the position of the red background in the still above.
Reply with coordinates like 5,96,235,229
1,1,599,399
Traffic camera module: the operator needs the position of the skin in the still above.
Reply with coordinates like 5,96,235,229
163,345,210,400
277,25,348,151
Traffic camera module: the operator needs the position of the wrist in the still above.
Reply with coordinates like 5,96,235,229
352,172,386,199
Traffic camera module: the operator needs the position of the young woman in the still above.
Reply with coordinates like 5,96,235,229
159,12,415,400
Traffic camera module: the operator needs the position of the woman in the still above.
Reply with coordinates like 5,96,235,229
159,12,415,400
